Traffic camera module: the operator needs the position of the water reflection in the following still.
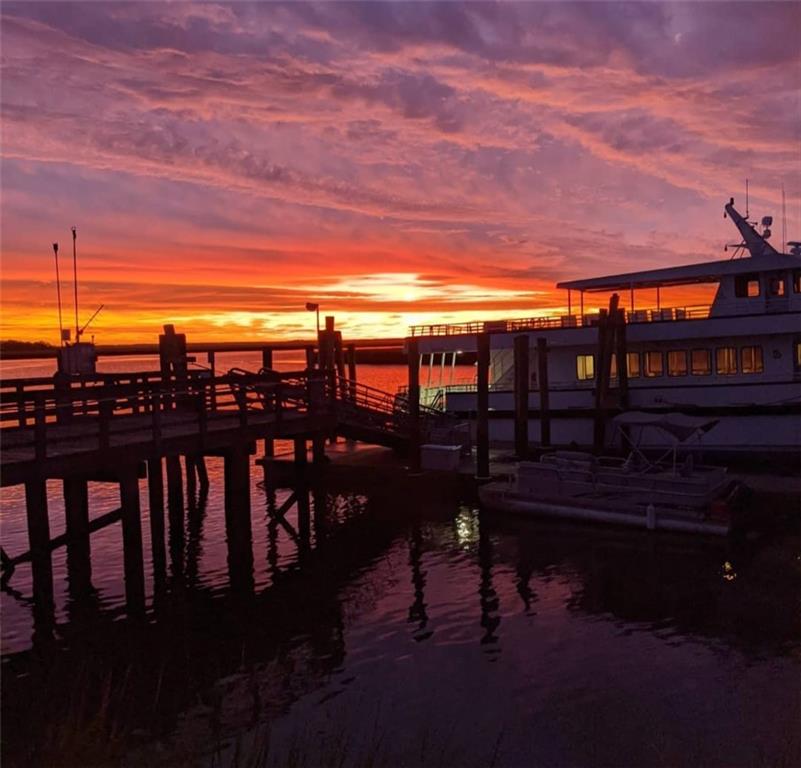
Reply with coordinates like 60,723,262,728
1,471,798,767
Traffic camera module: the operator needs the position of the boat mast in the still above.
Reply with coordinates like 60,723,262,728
724,198,779,258
72,226,79,341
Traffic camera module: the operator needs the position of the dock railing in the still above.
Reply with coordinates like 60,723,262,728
408,304,712,337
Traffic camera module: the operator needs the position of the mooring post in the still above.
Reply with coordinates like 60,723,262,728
513,335,529,459
24,477,54,613
305,345,316,370
185,455,197,508
119,466,146,614
262,347,273,371
407,338,421,473
63,476,91,592
476,332,491,479
537,337,551,448
223,446,253,593
147,457,167,584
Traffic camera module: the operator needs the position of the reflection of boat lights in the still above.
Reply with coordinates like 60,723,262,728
455,507,480,547
722,561,737,581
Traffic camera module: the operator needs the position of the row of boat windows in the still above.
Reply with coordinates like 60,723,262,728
735,270,801,298
575,346,765,381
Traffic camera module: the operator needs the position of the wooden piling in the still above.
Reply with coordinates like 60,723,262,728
223,446,253,592
407,338,421,472
185,455,197,506
119,467,146,613
166,455,183,514
513,335,529,459
195,455,209,490
297,485,311,554
312,435,326,464
147,457,167,583
593,294,619,452
24,477,54,610
537,337,551,448
347,344,357,383
614,307,629,408
294,437,308,468
476,332,490,479
165,455,184,570
262,347,273,370
63,476,91,591
305,345,316,370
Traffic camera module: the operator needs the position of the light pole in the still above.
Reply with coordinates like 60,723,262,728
305,302,320,337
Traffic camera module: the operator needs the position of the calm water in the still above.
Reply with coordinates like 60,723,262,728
1,356,799,766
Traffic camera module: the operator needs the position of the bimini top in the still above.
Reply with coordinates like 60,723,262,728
557,198,799,293
613,411,719,442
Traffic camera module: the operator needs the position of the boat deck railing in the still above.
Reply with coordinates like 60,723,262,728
409,304,712,337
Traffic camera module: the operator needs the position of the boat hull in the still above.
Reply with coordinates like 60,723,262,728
478,483,732,536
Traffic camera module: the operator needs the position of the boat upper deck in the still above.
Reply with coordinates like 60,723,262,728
409,303,714,337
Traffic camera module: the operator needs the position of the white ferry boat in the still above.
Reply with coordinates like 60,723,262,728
408,198,801,458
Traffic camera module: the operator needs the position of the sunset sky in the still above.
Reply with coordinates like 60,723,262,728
1,1,799,343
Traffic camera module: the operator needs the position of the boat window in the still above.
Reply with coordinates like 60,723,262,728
627,352,640,378
768,275,786,297
734,273,760,298
644,351,663,377
794,270,801,294
576,354,595,381
741,346,764,374
691,349,711,376
667,350,688,376
716,347,738,375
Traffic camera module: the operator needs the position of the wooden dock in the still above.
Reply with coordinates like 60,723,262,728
0,362,457,624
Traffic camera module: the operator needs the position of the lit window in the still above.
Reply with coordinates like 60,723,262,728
691,349,711,376
610,353,617,379
741,346,763,374
644,351,663,377
716,347,738,375
768,276,786,296
796,341,801,371
793,270,801,294
667,350,688,376
627,352,640,378
576,354,595,381
734,273,760,298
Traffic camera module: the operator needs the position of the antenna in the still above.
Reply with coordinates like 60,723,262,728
72,226,79,341
745,178,749,220
52,242,65,346
782,184,787,253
